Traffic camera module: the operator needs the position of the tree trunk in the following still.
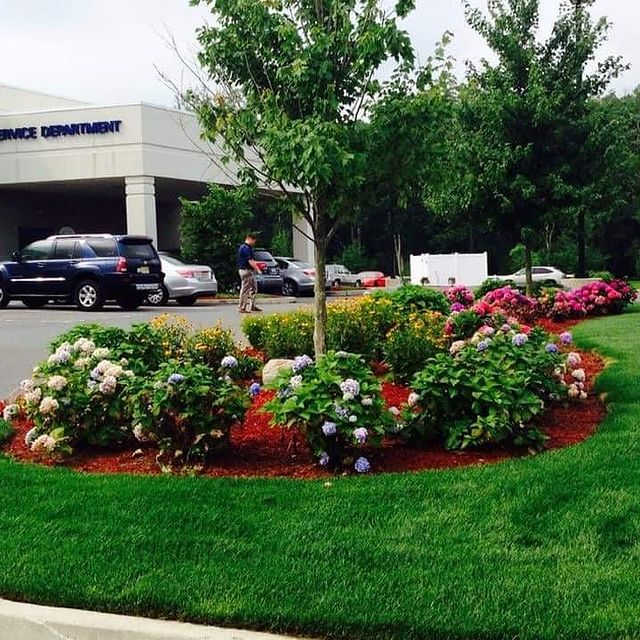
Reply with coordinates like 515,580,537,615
394,233,403,278
577,207,586,277
313,238,328,356
524,241,534,297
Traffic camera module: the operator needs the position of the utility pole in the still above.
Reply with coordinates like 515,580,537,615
570,0,587,277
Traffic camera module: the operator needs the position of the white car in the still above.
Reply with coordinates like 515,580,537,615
496,266,565,287
147,253,217,306
326,264,364,287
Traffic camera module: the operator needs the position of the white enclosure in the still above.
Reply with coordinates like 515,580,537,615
410,252,489,287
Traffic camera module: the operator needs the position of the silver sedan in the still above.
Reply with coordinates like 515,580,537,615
147,254,217,306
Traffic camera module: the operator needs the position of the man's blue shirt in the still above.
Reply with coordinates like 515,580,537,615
238,243,253,269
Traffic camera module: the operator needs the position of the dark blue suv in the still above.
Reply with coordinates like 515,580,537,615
0,234,163,311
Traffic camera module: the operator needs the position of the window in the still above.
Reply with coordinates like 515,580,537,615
20,240,53,261
120,242,156,259
253,250,274,262
52,239,79,260
532,267,551,274
86,238,118,258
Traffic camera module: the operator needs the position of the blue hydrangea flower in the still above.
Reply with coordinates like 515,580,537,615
318,451,330,467
292,355,313,373
221,355,239,368
353,427,368,444
334,404,350,420
167,373,185,385
249,382,261,398
340,378,360,397
560,331,573,345
322,421,337,436
477,339,491,352
545,343,559,354
278,386,293,400
354,457,371,474
512,333,529,347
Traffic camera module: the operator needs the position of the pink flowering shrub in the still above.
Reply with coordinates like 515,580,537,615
481,287,538,323
445,285,475,310
548,279,635,320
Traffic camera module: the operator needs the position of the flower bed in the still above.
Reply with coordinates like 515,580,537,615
2,313,607,478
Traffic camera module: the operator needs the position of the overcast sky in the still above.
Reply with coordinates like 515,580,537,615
1,0,638,107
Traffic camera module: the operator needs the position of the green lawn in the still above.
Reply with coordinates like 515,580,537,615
2,310,640,639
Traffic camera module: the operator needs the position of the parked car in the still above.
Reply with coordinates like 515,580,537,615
495,266,565,287
146,253,217,306
253,248,283,292
326,264,362,287
0,234,163,311
359,271,387,288
275,257,316,296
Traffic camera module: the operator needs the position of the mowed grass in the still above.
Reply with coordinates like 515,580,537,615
2,311,640,639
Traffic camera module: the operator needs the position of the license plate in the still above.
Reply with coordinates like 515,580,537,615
268,267,278,275
197,272,211,281
137,266,150,274
135,283,157,291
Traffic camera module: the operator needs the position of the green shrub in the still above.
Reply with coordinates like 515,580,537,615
383,311,447,381
265,352,394,473
589,270,614,282
372,284,450,315
444,309,489,339
185,325,236,369
476,277,514,298
0,417,13,445
402,328,567,451
128,360,248,467
326,297,396,361
242,314,270,351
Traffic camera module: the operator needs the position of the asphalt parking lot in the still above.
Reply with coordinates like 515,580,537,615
0,300,301,397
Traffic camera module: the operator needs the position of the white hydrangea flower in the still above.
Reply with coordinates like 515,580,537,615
2,404,19,421
572,369,586,383
408,392,419,407
74,357,90,369
133,424,151,442
388,406,400,416
93,347,110,359
30,434,57,454
24,388,42,405
99,375,118,395
47,375,68,391
450,340,466,355
348,415,358,423
39,397,59,415
289,375,303,389
20,379,35,392
360,396,373,407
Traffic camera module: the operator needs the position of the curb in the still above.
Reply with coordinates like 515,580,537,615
0,598,310,640
196,297,298,306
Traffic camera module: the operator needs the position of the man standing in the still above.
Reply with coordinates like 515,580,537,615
237,232,262,314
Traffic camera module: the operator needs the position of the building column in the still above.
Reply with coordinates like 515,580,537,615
292,215,315,263
125,176,157,244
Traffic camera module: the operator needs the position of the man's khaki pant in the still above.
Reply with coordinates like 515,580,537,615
238,269,257,311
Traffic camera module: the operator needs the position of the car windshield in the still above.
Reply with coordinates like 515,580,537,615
121,242,156,259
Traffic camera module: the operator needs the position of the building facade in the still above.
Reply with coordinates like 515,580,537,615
0,84,314,262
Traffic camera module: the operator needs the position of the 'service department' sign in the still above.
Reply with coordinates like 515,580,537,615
0,119,123,142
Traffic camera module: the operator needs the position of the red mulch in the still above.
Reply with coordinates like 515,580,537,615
2,321,607,479
536,317,582,334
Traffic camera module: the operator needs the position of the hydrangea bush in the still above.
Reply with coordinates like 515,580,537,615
445,285,475,310
264,352,395,472
402,327,581,451
127,360,248,467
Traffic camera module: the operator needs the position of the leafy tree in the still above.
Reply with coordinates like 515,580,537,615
180,185,253,291
428,0,625,292
187,0,415,354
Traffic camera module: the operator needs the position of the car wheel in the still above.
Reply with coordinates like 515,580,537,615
333,279,341,288
543,279,558,287
282,279,298,297
0,282,10,308
355,279,362,288
147,285,169,306
175,295,197,306
22,299,47,309
74,280,103,311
